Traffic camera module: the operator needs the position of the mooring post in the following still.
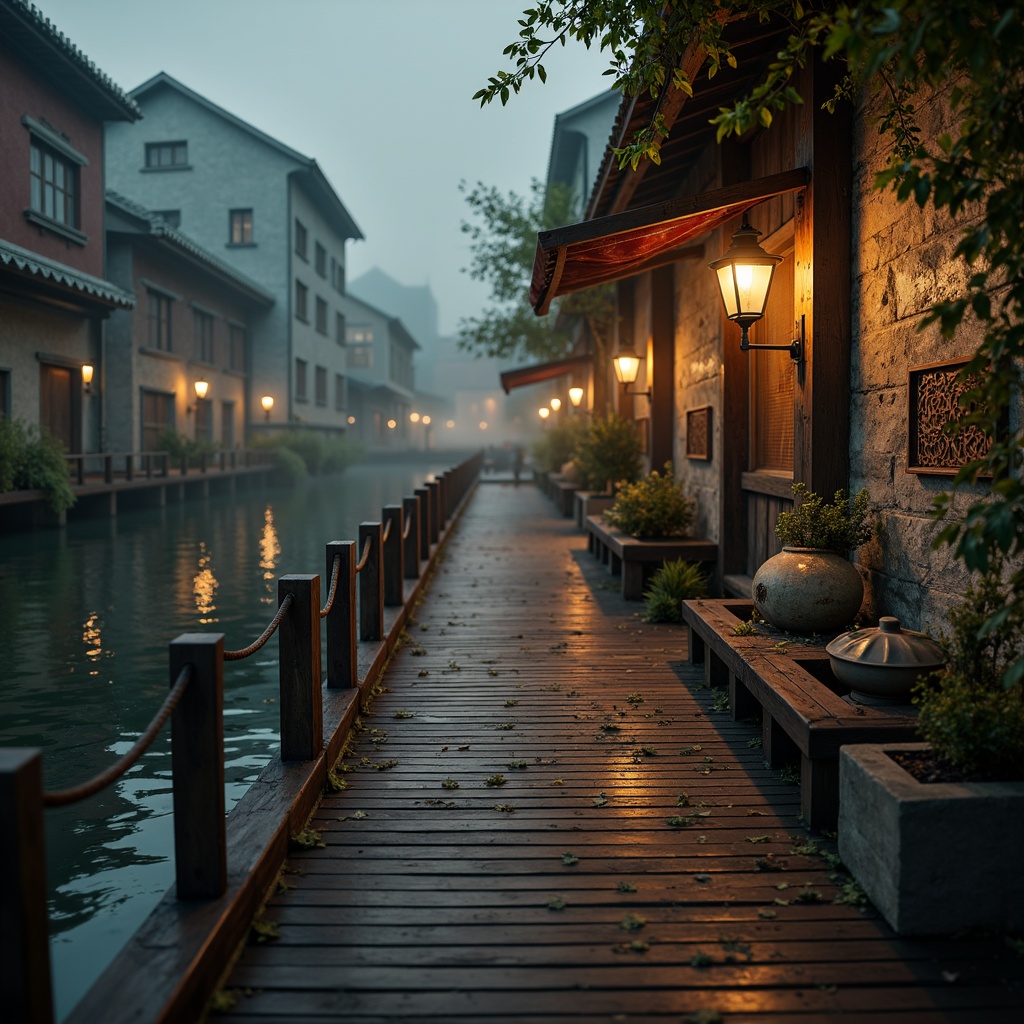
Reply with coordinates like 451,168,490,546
382,504,404,607
358,522,384,641
415,486,432,559
0,748,53,1024
402,495,420,579
325,541,358,689
277,575,323,761
169,633,226,900
427,480,441,544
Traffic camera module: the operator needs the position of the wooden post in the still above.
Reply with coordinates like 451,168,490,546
415,486,432,558
427,481,441,544
382,504,404,607
169,633,226,900
0,748,53,1024
325,541,358,689
358,522,384,641
402,495,420,579
277,575,323,761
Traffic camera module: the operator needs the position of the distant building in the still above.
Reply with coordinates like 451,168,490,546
545,89,620,216
0,0,139,454
104,72,362,438
339,292,419,450
104,193,274,451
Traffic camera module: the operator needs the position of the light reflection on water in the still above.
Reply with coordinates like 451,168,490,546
0,459,452,1020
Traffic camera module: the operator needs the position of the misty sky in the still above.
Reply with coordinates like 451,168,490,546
33,0,613,336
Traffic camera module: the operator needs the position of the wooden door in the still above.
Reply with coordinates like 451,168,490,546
40,363,80,453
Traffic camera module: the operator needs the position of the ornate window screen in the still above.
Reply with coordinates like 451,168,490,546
907,360,994,475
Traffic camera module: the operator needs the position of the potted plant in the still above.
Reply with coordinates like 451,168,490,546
573,413,642,495
751,482,872,634
604,462,696,539
838,563,1024,934
643,557,708,623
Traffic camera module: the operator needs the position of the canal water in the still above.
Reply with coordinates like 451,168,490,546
0,457,453,1020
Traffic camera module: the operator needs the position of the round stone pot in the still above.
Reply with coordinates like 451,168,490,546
752,547,864,634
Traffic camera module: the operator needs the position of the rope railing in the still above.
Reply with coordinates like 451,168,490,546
224,594,294,661
2,450,486,1024
319,552,342,619
42,664,194,809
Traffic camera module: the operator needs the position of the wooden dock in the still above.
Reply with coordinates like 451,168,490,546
218,482,1023,1023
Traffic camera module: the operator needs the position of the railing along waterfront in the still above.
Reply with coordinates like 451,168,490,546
0,450,484,1024
64,447,277,485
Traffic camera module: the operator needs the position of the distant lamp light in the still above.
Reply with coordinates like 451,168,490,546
348,415,356,425
709,216,799,360
261,394,274,421
538,407,550,420
550,397,562,412
568,386,584,408
81,363,94,394
410,412,421,423
387,419,397,429
446,419,455,428
194,378,209,400
422,415,431,425
479,421,488,430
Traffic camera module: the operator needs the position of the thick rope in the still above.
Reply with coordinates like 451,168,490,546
320,553,341,619
43,665,192,808
355,535,373,573
402,514,413,540
224,593,294,661
381,518,392,543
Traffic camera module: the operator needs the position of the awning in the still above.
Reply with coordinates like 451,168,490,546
530,167,809,315
500,354,592,394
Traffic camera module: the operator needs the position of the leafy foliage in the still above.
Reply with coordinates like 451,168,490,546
531,416,587,474
606,462,696,539
914,563,1024,780
484,2,1024,686
644,558,709,623
0,418,75,512
573,413,643,492
774,483,872,554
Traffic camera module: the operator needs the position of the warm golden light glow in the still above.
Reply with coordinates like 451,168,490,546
550,398,562,411
422,415,431,425
446,419,455,428
568,386,584,407
193,541,219,625
538,407,550,420
387,419,397,429
348,415,356,424
479,421,488,430
81,363,94,386
82,611,103,675
410,412,421,423
259,506,281,604
261,395,274,412
613,351,641,385
194,378,209,400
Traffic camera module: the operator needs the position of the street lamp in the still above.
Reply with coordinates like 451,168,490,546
261,395,274,421
194,378,209,400
538,407,550,420
550,397,562,412
568,386,584,408
613,345,651,398
81,363,94,394
709,216,800,360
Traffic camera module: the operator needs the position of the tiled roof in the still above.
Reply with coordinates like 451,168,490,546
0,237,135,309
0,1,141,120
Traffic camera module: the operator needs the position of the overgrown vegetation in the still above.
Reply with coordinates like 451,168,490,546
250,430,362,484
643,558,709,623
774,483,873,554
531,416,587,475
0,418,75,512
572,413,642,493
480,0,1024,686
914,562,1024,780
606,462,696,539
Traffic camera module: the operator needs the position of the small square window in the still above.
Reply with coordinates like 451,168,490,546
315,242,327,277
145,141,188,168
194,309,215,363
229,208,253,245
294,219,307,259
295,280,308,321
315,296,328,335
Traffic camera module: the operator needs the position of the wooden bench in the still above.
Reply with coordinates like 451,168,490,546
681,598,919,829
586,515,717,600
541,474,580,517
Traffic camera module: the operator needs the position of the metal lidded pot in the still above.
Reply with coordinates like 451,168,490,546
825,616,946,706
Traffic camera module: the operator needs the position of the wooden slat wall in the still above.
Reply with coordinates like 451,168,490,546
218,485,1021,1023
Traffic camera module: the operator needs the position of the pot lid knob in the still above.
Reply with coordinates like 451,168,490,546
878,616,901,633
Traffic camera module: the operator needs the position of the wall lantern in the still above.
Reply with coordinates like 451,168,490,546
261,394,274,421
538,407,550,420
709,216,801,361
194,378,209,400
422,415,431,425
410,411,421,423
613,344,651,398
568,386,584,408
550,397,562,412
81,363,94,394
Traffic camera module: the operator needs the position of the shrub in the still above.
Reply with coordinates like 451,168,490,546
914,563,1024,780
272,446,308,485
644,559,709,623
532,417,586,475
774,482,873,554
0,419,75,513
154,431,216,463
322,436,363,473
573,413,643,492
604,463,696,539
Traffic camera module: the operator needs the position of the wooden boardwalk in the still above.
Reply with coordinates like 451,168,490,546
219,482,1023,1023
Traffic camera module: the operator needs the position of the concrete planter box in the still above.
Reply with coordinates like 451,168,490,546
838,742,1024,935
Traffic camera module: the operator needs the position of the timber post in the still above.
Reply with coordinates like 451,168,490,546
358,522,384,642
325,541,358,689
403,495,421,580
382,504,404,607
277,575,323,761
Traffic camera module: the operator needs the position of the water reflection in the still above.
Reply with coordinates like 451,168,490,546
193,542,219,624
0,459,452,1020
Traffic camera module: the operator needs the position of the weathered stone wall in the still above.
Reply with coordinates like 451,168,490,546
849,83,1014,634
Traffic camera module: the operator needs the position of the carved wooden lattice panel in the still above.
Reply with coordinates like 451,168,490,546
907,361,992,475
